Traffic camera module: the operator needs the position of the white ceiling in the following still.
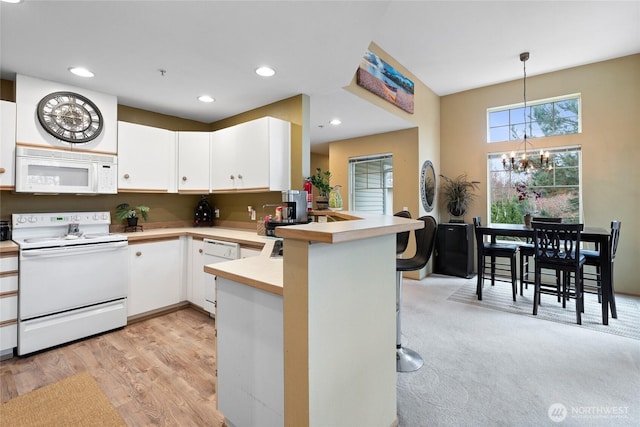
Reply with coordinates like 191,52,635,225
2,1,639,154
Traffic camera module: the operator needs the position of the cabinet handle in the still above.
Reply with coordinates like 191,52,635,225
237,174,243,179
124,173,130,179
0,167,5,174
182,176,188,181
199,248,203,254
136,251,142,257
230,175,235,180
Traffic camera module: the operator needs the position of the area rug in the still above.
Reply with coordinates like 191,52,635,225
448,282,640,340
0,371,125,427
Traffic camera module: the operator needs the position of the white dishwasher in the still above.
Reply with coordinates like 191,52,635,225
203,239,240,315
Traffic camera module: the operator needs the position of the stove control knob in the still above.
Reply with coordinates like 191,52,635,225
17,216,26,224
28,216,37,223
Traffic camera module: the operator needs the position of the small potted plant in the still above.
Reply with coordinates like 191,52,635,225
115,203,150,227
309,167,333,210
439,173,480,220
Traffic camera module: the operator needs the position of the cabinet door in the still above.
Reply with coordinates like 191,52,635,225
240,247,262,259
178,132,210,192
189,238,207,309
128,239,182,316
0,101,16,189
234,118,270,190
210,126,238,191
118,121,176,192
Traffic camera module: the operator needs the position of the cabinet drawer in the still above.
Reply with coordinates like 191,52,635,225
0,274,18,293
0,295,18,322
0,256,18,273
0,322,17,352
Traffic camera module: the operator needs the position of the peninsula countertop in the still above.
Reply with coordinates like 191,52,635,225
204,211,422,295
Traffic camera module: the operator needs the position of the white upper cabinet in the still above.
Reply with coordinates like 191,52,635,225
177,131,210,193
211,116,290,192
117,121,176,192
0,101,16,189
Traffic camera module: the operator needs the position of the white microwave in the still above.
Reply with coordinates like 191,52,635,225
15,146,117,194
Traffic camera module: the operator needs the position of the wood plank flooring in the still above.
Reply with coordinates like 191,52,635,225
0,308,225,426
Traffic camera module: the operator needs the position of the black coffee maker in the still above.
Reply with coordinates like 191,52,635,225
194,196,213,226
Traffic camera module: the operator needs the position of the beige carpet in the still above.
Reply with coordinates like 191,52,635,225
0,371,125,427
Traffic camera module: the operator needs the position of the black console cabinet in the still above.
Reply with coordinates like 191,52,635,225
435,223,475,278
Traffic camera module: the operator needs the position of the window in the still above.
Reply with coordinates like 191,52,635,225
488,146,582,226
349,154,393,214
487,94,581,143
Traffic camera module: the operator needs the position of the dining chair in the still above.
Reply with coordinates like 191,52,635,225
472,216,518,301
394,210,412,255
519,217,562,297
395,215,437,372
532,221,586,325
581,220,621,318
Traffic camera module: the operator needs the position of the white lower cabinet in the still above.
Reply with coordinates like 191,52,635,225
0,253,18,357
128,239,183,317
240,247,261,259
188,238,214,313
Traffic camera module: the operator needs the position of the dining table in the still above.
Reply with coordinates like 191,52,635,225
474,223,613,325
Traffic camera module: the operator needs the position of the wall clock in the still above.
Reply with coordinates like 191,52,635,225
37,91,103,143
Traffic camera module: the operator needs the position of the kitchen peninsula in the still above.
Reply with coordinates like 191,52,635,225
206,212,422,427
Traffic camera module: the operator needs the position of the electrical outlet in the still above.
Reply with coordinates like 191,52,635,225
215,209,220,218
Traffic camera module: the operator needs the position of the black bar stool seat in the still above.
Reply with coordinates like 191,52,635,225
395,215,437,372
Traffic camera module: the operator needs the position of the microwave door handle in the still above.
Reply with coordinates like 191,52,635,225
92,163,98,193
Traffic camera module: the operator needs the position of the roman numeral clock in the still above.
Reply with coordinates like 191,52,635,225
37,91,103,143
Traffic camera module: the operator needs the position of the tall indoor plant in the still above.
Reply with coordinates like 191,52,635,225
439,173,480,220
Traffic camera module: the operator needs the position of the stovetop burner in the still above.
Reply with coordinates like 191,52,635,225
12,211,127,250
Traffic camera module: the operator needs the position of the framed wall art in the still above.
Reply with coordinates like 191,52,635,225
356,50,414,114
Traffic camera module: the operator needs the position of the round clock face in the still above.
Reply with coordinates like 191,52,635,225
37,91,104,144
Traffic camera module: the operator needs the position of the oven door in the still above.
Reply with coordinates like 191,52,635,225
19,241,128,320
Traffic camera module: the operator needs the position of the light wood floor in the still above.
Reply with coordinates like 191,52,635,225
0,308,225,426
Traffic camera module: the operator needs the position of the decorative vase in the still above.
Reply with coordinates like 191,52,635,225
127,217,139,227
523,213,532,228
329,186,343,210
315,196,329,210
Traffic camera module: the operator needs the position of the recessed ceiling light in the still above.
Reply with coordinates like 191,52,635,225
1,0,23,4
330,119,342,126
255,66,276,77
69,67,94,78
198,95,215,103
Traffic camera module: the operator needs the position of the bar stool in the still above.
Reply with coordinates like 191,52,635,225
396,215,437,372
472,217,518,301
394,210,412,255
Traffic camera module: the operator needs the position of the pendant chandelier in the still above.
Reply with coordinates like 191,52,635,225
502,52,552,172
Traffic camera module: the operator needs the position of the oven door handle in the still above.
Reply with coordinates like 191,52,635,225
21,241,128,258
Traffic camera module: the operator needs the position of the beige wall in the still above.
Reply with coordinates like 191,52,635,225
440,54,640,295
329,128,418,213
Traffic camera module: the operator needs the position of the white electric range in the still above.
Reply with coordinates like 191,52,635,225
12,211,128,355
